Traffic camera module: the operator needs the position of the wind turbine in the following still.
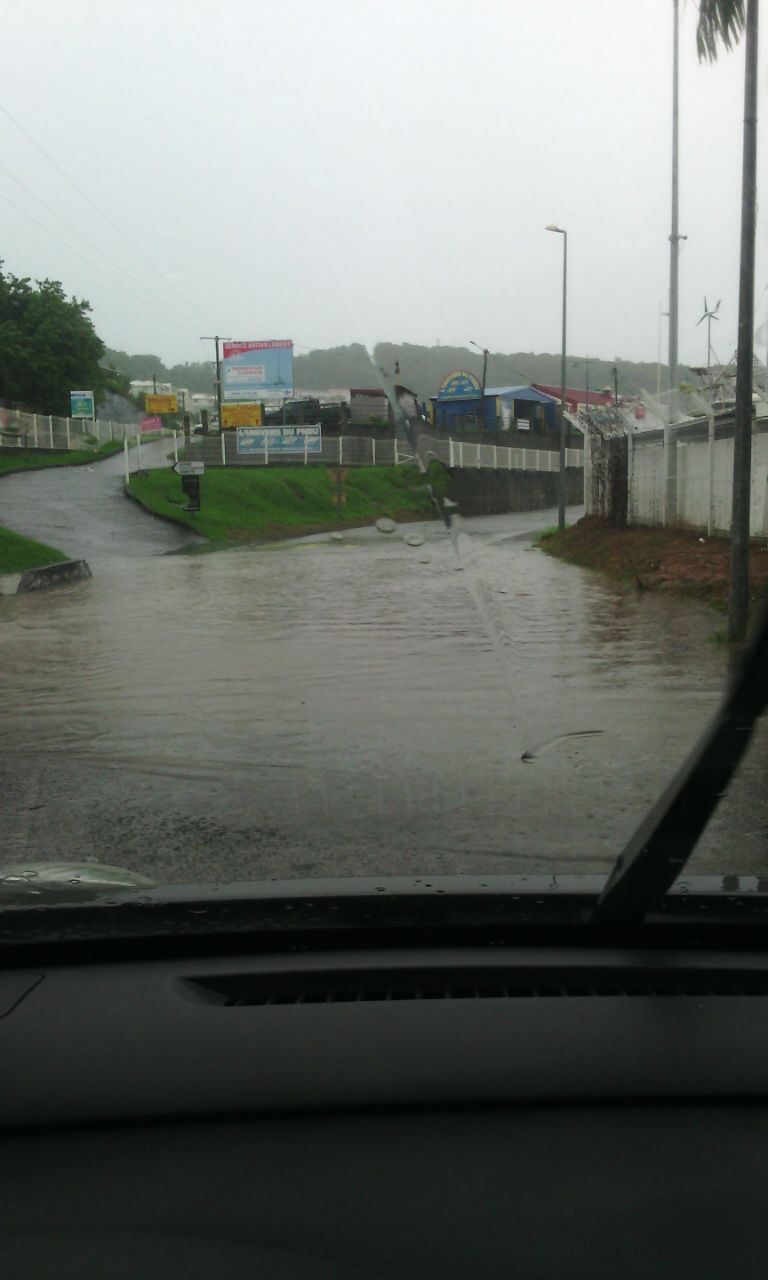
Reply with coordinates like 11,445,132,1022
697,296,721,372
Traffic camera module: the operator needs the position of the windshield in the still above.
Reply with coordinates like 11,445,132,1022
1,0,767,919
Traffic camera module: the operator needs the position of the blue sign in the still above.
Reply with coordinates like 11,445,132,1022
437,370,482,400
237,425,322,455
70,389,95,418
222,340,294,401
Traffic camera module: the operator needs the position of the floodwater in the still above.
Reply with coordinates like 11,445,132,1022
1,444,766,883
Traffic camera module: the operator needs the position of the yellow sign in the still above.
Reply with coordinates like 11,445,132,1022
221,402,263,428
144,393,178,413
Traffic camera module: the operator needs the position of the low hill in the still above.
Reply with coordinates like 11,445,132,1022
104,343,667,403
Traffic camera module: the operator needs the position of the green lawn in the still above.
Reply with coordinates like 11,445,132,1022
0,439,123,476
127,465,438,543
0,526,69,575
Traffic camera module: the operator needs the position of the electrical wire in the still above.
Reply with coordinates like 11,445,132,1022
0,162,200,333
0,188,202,338
0,99,202,317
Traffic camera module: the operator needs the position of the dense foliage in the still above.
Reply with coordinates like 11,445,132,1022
0,266,110,415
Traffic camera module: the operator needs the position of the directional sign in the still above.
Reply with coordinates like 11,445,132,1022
173,461,205,476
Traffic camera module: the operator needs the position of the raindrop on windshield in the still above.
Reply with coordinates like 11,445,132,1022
376,517,397,534
404,533,424,547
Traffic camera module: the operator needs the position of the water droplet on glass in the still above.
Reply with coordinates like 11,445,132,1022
67,878,81,885
376,517,396,534
419,555,431,564
330,532,344,542
404,533,424,547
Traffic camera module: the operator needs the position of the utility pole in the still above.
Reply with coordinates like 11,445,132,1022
668,0,680,417
729,0,759,643
201,335,226,425
470,340,490,427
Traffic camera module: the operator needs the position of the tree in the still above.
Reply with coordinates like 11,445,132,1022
0,266,106,416
697,0,757,642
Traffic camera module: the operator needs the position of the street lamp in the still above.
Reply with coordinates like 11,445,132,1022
571,356,590,419
546,224,568,530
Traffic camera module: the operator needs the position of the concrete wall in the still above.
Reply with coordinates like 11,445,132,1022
446,467,584,517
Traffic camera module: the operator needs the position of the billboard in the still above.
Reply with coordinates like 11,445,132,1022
236,425,321,455
221,402,263,428
222,340,293,401
437,370,482,400
70,390,95,418
144,393,178,413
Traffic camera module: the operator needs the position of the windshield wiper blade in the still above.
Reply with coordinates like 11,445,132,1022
593,597,768,925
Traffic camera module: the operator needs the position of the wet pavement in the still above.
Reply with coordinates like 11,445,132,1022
1,449,766,884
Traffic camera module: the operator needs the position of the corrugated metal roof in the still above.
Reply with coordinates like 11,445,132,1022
485,385,559,403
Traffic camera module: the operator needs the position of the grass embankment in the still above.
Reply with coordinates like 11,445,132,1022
539,515,768,614
0,440,123,476
127,465,439,544
0,527,69,575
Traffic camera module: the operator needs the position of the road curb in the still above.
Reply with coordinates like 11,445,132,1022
16,559,93,593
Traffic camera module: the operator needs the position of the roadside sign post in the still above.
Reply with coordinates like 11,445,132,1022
173,460,204,512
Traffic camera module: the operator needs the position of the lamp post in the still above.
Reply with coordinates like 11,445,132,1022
571,356,590,419
546,224,568,530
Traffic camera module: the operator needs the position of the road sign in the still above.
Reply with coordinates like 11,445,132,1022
222,402,263,428
145,393,178,413
173,461,205,476
141,415,162,432
70,390,95,418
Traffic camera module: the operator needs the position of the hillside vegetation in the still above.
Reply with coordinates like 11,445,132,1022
105,342,666,403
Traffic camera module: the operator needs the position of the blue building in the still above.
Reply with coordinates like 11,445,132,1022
430,372,560,434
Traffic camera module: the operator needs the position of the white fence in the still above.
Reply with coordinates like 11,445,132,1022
627,417,768,535
0,408,139,452
176,430,584,473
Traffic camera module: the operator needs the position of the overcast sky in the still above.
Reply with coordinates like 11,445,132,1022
2,0,766,371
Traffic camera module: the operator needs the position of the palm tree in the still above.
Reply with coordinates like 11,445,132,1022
697,0,757,642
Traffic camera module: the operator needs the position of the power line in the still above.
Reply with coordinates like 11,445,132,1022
0,188,201,337
0,161,199,332
0,99,202,317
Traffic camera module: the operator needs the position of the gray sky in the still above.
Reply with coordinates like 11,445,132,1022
2,0,767,370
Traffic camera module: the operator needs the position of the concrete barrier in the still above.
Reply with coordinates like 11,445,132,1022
446,467,584,517
16,560,92,593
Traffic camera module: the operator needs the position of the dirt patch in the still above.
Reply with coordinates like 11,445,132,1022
540,516,768,614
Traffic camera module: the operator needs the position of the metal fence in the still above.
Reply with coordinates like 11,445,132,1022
175,430,584,473
0,408,140,452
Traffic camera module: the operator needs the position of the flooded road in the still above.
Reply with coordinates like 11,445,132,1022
1,451,766,884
